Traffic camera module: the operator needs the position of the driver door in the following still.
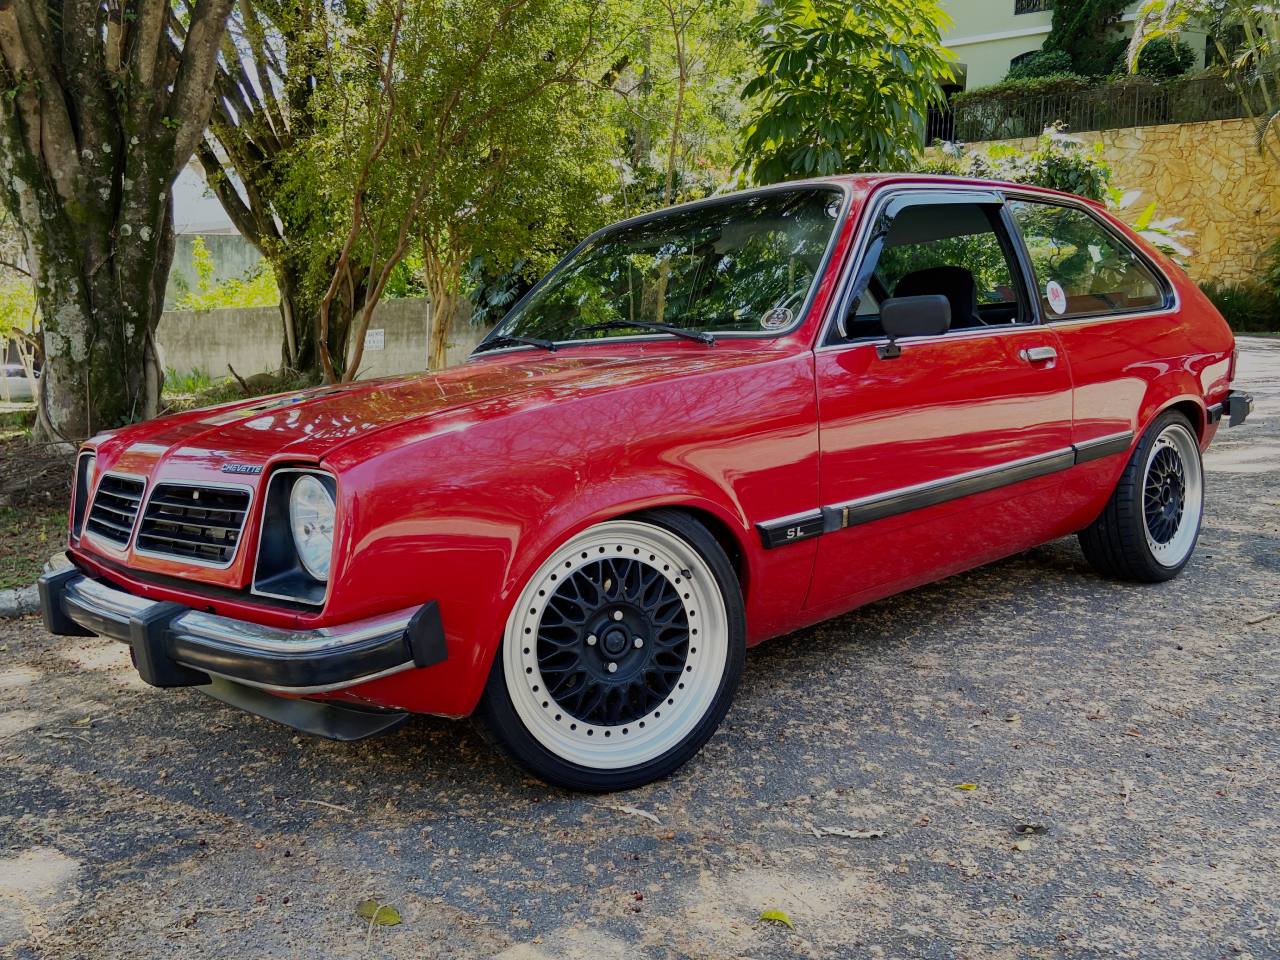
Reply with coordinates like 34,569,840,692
805,189,1075,615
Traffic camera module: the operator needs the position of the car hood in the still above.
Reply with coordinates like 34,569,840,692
92,348,780,473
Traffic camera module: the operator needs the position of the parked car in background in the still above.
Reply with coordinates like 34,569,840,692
0,363,35,402
41,175,1251,791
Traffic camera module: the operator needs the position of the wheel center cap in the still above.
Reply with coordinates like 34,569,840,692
600,625,630,657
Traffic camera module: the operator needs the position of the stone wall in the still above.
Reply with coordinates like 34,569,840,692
156,297,492,380
969,118,1279,285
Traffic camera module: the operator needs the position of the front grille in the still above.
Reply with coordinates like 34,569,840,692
85,474,145,547
136,484,251,566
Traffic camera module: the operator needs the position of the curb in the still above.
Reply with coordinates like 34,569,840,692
0,585,39,618
0,552,70,620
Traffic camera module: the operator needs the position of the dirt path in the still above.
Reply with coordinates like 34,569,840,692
2,339,1277,960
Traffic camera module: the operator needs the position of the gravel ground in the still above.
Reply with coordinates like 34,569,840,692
1,339,1277,960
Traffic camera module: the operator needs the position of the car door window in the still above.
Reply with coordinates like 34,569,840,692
1007,200,1167,320
840,201,1030,341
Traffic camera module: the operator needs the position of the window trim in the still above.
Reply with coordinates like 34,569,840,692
818,185,1040,350
471,181,855,357
1001,191,1178,325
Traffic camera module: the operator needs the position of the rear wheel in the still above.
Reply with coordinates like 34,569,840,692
1078,411,1204,582
480,511,745,792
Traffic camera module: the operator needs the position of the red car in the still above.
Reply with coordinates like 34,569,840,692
42,176,1251,791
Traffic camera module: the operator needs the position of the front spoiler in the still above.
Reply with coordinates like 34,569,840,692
39,567,446,696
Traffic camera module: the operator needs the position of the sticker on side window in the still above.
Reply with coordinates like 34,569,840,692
761,306,793,330
1046,280,1068,316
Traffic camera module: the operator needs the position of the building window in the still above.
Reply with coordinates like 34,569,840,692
1014,0,1053,13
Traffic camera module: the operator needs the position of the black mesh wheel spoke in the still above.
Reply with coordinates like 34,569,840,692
1144,446,1186,546
536,554,691,726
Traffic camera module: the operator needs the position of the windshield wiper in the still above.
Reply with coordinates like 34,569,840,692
570,319,716,346
475,334,558,353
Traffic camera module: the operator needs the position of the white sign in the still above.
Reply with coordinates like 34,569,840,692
364,328,385,351
1045,280,1068,316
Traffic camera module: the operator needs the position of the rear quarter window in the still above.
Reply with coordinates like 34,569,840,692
1008,200,1169,320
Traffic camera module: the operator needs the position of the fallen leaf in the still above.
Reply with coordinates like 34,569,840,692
1012,838,1034,852
608,804,661,825
356,900,401,926
816,826,885,840
759,908,794,929
954,783,978,791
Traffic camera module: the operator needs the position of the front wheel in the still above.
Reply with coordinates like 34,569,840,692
479,511,746,792
1078,411,1204,582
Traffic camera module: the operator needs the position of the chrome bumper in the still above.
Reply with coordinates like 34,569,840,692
39,568,446,695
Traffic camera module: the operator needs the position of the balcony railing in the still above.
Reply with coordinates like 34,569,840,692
936,74,1260,144
1014,0,1054,13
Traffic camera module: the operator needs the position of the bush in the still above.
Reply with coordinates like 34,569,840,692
1135,37,1196,80
1007,49,1075,81
928,124,1112,201
1199,280,1280,333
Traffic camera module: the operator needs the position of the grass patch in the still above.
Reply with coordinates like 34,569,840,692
0,506,66,590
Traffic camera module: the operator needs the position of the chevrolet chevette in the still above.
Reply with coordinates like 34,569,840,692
41,175,1252,791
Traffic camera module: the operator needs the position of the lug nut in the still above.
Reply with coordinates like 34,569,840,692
586,634,597,646
612,610,624,621
633,637,644,649
607,662,618,673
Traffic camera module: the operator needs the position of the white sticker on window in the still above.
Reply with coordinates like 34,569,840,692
1046,280,1068,316
1088,244,1104,263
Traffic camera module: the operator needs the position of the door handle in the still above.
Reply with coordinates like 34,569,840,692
1020,346,1057,363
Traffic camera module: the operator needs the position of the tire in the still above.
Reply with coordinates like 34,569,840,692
1078,411,1204,583
479,509,746,792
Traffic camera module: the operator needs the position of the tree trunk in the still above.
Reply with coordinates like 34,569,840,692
0,0,234,440
425,251,464,371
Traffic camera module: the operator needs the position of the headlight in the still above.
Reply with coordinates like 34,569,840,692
289,474,335,581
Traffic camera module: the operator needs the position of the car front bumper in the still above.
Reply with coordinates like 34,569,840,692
39,567,446,697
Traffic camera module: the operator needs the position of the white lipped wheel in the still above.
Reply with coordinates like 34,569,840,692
1079,410,1205,583
481,511,745,791
1141,422,1203,569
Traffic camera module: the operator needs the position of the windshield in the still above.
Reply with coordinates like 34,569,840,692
482,186,844,347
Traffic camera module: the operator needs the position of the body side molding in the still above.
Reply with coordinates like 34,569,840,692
758,432,1136,548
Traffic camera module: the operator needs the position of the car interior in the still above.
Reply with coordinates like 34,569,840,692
838,202,1030,342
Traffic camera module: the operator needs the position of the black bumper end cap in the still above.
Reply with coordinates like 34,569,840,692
129,601,209,688
38,567,94,637
201,677,409,741
406,600,447,668
1227,390,1252,428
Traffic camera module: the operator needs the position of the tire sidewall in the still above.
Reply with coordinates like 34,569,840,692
480,510,746,792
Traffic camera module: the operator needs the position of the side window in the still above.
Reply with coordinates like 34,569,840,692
1008,200,1166,320
841,202,1028,341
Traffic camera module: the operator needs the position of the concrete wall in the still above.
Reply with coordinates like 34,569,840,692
164,234,264,309
967,118,1280,285
156,297,493,380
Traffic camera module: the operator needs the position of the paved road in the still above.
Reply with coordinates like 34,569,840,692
2,339,1277,960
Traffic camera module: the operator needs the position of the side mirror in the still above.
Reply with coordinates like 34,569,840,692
878,295,951,358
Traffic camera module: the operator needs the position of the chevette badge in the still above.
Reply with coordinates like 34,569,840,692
220,463,263,475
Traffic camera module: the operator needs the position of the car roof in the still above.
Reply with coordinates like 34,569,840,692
598,174,1104,238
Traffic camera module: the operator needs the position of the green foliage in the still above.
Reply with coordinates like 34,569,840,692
171,238,279,311
1007,49,1076,81
1135,36,1196,77
737,0,955,183
921,127,1194,261
1128,1,1280,160
1047,0,1132,76
1199,279,1280,332
163,367,220,395
960,125,1114,202
0,279,36,339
